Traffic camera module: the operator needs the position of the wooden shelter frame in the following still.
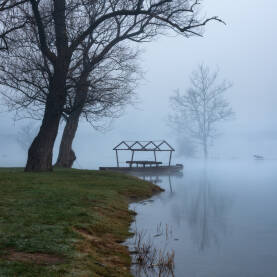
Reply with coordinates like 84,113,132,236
113,140,175,167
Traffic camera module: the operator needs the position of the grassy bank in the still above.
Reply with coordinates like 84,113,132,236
0,168,161,277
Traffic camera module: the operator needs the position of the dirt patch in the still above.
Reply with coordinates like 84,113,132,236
5,250,64,265
74,227,101,242
75,226,130,267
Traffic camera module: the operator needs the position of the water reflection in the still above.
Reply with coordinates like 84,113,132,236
137,173,183,193
184,167,232,251
128,162,277,277
133,167,232,251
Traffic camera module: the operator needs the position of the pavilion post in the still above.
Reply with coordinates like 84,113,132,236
116,150,119,167
130,150,135,168
169,151,172,166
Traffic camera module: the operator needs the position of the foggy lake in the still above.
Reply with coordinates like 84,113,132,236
2,1,277,277
126,160,277,277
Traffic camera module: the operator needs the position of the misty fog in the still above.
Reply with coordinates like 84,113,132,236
1,0,277,168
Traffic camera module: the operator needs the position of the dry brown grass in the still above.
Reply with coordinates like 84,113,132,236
5,250,64,265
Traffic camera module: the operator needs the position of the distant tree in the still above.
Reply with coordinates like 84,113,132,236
169,65,234,159
16,124,38,153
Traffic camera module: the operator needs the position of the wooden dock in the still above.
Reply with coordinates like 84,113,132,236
99,164,183,173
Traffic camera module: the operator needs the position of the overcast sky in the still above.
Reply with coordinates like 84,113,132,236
1,0,277,168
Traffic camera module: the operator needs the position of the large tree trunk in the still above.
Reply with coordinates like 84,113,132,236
55,87,88,168
55,113,80,168
25,0,70,171
25,71,67,172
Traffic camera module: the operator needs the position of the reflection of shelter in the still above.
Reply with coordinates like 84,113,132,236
141,175,163,184
113,140,175,168
131,172,184,193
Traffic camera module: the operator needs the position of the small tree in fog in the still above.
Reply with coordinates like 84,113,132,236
16,124,37,153
169,65,234,159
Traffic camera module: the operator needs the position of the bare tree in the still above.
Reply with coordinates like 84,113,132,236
0,1,27,50
1,0,223,171
169,65,234,159
55,45,140,168
0,41,140,168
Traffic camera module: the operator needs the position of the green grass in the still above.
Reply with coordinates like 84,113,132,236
0,168,161,277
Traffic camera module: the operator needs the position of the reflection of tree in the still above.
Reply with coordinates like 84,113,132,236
185,167,232,251
135,169,232,251
142,175,174,194
141,175,163,185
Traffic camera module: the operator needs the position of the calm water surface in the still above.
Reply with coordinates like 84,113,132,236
126,161,277,277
